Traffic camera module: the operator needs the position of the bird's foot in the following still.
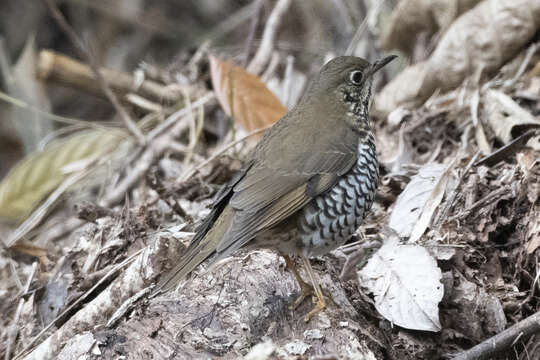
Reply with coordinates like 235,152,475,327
304,295,327,322
289,281,314,310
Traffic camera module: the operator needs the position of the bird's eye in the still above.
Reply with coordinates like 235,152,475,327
349,70,363,85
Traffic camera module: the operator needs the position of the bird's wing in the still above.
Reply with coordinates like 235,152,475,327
214,146,358,254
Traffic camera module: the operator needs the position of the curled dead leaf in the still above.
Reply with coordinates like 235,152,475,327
375,0,540,116
209,55,286,138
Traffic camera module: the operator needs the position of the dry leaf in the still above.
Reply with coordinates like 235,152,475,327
381,0,482,54
483,90,540,144
388,163,447,239
375,0,540,116
0,129,125,223
373,63,427,117
359,236,443,332
209,55,286,137
409,162,454,243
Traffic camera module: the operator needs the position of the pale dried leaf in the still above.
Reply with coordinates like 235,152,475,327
209,55,286,137
388,163,446,238
409,162,453,243
377,126,414,174
375,0,540,115
483,89,540,144
373,63,427,117
0,130,125,222
359,237,443,332
381,0,482,54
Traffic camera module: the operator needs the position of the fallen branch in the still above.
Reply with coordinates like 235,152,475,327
37,50,184,103
452,310,540,360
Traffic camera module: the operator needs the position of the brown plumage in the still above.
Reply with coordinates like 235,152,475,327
156,55,396,320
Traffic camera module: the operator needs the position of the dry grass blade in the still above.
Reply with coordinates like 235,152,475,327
209,55,286,138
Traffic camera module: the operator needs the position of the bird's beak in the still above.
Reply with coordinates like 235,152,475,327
368,55,397,77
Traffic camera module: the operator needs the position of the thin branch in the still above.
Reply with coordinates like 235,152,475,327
247,0,291,74
43,0,146,144
100,94,209,205
241,0,264,67
146,92,214,141
37,50,184,103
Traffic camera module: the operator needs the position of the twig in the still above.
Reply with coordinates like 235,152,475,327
475,130,540,167
452,310,540,360
5,262,37,360
178,125,270,184
100,116,190,206
34,94,210,245
241,0,264,67
503,42,540,89
106,287,152,328
147,92,214,141
447,185,512,223
43,0,146,144
247,0,292,74
344,15,368,56
37,50,184,103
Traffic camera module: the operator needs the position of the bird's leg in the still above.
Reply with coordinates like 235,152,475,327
300,255,326,322
280,253,314,310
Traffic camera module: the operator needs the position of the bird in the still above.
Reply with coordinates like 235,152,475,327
156,55,396,321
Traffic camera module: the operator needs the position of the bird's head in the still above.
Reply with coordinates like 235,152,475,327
302,55,396,132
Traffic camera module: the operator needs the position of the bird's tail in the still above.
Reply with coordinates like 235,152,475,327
154,206,234,292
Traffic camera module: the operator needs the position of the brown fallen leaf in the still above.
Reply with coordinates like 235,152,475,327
209,55,286,137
